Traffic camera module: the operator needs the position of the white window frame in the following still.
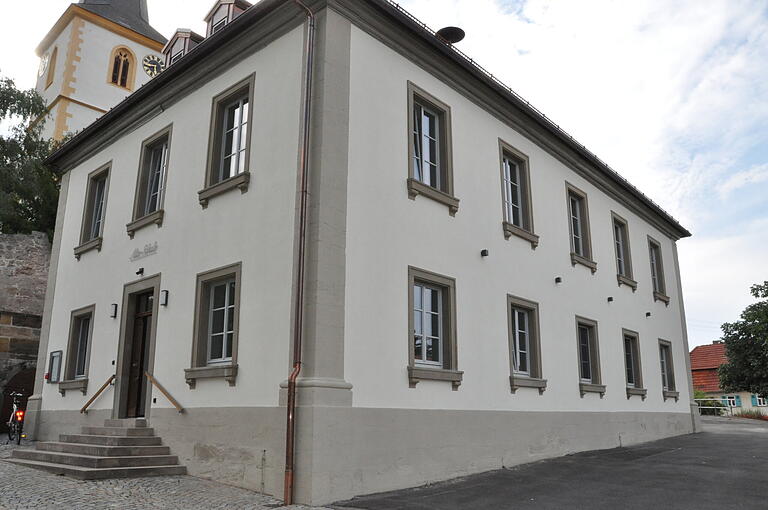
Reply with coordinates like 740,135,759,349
659,343,672,390
624,334,637,388
74,315,91,379
413,282,443,367
89,175,107,241
511,307,531,376
218,94,249,183
578,324,593,383
207,278,236,365
412,101,441,189
503,156,524,228
211,17,227,34
170,50,184,64
757,396,767,407
615,221,627,276
726,395,737,407
143,138,169,216
570,194,584,256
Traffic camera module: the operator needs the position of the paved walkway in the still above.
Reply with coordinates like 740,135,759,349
2,417,766,509
336,416,768,510
0,442,328,510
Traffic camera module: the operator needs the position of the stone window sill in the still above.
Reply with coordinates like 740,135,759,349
663,390,679,402
654,291,671,306
502,222,539,249
184,364,238,388
408,365,463,390
198,172,250,208
571,253,597,273
617,274,638,291
579,382,606,398
59,378,88,396
510,375,547,394
74,237,102,260
406,178,459,216
626,387,647,400
127,209,164,238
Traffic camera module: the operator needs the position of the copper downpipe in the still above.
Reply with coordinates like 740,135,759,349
284,0,315,505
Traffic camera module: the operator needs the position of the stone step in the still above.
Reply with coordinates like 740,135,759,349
60,434,162,446
37,441,170,457
104,418,148,428
4,458,186,480
81,426,155,436
12,449,178,469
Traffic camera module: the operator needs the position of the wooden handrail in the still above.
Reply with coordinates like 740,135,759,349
145,371,184,413
80,374,115,414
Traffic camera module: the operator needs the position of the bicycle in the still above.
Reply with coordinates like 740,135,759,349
6,392,25,445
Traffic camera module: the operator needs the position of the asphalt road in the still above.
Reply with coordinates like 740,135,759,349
335,416,768,510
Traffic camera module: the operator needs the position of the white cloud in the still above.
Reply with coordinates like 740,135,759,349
718,164,768,198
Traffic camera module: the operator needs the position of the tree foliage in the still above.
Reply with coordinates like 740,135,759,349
719,282,768,397
0,74,59,240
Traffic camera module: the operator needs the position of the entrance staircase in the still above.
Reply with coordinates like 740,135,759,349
7,418,186,479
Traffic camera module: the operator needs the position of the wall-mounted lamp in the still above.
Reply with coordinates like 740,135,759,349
555,277,563,284
645,312,652,318
607,297,614,303
109,303,118,318
480,249,489,258
160,290,169,306
136,267,145,276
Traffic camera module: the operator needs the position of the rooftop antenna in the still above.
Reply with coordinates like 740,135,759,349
436,26,465,44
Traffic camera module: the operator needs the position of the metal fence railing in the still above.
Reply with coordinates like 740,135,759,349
694,398,734,417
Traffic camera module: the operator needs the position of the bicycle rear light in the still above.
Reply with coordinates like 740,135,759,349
15,410,25,421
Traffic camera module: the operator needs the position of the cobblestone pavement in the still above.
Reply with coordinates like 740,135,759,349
0,442,332,510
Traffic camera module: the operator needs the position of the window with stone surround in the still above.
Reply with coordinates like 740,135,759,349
576,316,604,397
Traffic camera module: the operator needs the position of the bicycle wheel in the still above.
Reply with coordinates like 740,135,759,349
7,420,17,444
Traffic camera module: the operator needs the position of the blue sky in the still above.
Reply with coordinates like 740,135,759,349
1,0,766,347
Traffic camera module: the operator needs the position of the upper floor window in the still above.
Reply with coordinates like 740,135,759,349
566,183,596,272
622,329,646,399
109,47,135,90
407,266,462,389
128,126,172,237
199,75,255,207
205,0,250,37
612,212,636,290
499,141,538,248
406,82,458,215
75,164,110,259
648,236,669,303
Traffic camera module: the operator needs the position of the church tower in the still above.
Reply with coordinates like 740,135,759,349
35,0,167,140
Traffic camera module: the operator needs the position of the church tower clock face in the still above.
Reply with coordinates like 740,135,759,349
143,55,165,77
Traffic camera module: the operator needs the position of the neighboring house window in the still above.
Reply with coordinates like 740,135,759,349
406,82,458,214
648,236,669,303
507,295,546,393
612,213,636,289
407,266,462,389
754,395,767,407
65,305,95,381
75,164,110,258
200,75,255,206
622,330,645,399
128,126,172,237
46,47,58,89
576,317,604,396
186,263,242,388
659,339,678,400
723,395,738,407
109,47,135,89
499,140,538,247
566,183,595,272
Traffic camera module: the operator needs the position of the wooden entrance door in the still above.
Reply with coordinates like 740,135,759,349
125,291,154,418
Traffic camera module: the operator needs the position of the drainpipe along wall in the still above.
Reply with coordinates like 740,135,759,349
284,0,315,505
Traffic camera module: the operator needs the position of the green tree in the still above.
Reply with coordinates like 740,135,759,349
0,73,59,240
719,282,768,398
